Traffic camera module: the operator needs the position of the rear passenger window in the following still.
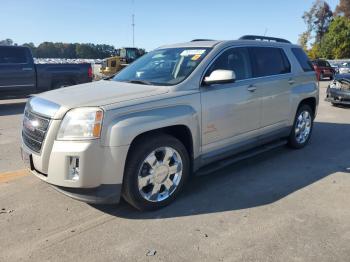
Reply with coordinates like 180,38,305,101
0,47,27,64
250,47,291,77
206,47,252,81
291,48,314,72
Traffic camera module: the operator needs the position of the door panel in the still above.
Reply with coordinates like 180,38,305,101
258,76,292,128
201,80,262,154
200,47,262,155
0,47,35,92
249,47,292,131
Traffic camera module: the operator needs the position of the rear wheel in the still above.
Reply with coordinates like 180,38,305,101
288,104,314,149
122,134,190,211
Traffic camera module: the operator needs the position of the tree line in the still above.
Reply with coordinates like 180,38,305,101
299,0,350,59
0,39,117,59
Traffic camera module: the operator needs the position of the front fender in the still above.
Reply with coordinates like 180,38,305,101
102,105,200,157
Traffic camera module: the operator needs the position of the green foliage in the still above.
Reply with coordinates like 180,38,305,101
307,44,321,59
319,16,350,59
300,1,350,59
22,42,117,59
0,38,15,46
302,0,333,45
298,32,311,51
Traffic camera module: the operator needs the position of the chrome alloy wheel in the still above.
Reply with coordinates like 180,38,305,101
295,110,312,144
137,147,183,202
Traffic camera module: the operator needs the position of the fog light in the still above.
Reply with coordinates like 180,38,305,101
68,156,80,181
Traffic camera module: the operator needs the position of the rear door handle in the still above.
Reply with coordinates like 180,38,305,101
247,85,257,92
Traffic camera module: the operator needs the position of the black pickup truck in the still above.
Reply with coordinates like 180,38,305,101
0,46,93,96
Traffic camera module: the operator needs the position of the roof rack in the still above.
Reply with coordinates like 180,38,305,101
191,39,215,42
239,35,291,44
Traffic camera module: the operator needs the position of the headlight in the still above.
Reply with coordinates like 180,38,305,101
57,108,104,140
329,81,341,89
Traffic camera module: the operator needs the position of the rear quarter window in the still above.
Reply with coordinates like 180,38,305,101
250,47,291,77
292,48,314,72
0,47,28,64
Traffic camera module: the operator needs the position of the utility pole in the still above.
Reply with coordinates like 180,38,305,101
263,28,268,36
132,14,135,47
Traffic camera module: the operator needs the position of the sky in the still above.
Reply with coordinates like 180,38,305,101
1,0,340,51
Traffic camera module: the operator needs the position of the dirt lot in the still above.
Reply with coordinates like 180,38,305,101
0,82,349,262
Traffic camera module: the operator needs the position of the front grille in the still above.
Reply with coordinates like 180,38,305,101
22,110,51,153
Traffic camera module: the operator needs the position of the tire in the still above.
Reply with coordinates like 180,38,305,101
122,134,190,211
288,104,314,149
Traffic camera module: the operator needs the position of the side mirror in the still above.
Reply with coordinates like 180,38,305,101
203,70,236,85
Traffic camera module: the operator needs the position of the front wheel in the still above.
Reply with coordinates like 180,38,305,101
122,134,190,211
288,104,314,149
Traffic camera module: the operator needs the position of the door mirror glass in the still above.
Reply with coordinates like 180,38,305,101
203,70,236,85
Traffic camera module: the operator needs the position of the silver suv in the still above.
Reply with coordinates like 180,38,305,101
21,35,318,210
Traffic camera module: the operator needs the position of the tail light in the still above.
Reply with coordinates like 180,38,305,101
88,66,93,78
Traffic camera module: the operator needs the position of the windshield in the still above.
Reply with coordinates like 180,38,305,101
112,48,211,86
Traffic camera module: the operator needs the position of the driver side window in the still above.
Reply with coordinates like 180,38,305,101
206,47,252,81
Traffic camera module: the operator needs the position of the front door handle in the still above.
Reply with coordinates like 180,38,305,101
247,85,257,92
22,67,33,71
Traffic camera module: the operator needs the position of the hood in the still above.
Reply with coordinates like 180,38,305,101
32,80,169,119
37,80,169,108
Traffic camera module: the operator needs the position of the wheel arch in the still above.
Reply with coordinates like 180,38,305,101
298,97,317,119
102,105,200,167
126,125,195,170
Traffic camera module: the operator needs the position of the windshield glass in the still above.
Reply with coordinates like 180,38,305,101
112,48,211,86
126,49,138,60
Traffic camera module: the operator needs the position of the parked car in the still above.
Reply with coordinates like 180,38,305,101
338,62,350,74
326,73,350,106
312,59,335,81
329,62,340,74
0,46,93,96
21,35,318,211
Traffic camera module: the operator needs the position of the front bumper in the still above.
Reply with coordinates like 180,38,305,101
21,139,129,204
326,87,350,105
52,184,122,204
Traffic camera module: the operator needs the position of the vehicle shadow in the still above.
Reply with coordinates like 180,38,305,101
332,104,350,109
92,121,350,219
0,102,26,116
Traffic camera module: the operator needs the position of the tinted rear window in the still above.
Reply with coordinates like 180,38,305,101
291,48,314,72
315,60,331,67
0,47,27,64
250,47,291,77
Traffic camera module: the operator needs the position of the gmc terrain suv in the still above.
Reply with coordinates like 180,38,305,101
21,35,318,210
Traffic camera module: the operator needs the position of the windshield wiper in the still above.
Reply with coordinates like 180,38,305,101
127,80,153,85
